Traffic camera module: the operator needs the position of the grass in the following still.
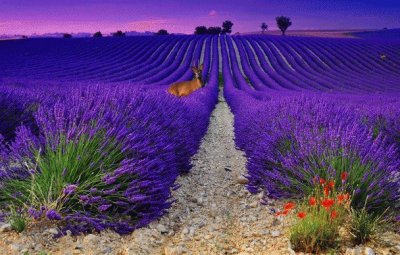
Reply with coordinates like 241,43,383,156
218,72,223,88
349,198,389,244
8,206,26,233
290,210,340,253
279,174,350,253
0,132,126,215
244,77,251,86
289,194,348,253
23,252,49,255
281,170,393,253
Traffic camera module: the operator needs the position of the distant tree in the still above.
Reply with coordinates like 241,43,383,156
276,16,292,35
207,27,222,35
194,26,208,35
113,30,126,37
222,20,233,34
93,31,103,38
63,33,72,38
22,35,28,39
156,29,169,35
261,22,268,34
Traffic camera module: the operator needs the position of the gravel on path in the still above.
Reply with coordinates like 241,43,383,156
0,91,290,255
10,91,400,254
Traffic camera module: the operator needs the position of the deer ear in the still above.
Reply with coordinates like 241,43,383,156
199,64,204,71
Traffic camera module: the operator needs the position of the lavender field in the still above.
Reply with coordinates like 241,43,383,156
0,33,400,253
221,35,400,210
0,35,220,234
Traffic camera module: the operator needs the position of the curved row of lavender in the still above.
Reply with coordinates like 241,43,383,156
0,35,207,84
0,36,219,234
1,33,399,234
222,34,400,214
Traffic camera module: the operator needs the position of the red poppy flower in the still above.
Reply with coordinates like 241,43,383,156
284,202,296,211
321,198,335,209
324,186,330,196
337,194,345,204
282,209,290,216
328,180,335,189
331,210,338,220
298,211,306,219
309,197,317,206
341,172,348,181
319,178,326,185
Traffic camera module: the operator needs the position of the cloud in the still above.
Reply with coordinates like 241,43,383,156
208,10,217,16
0,21,24,27
126,18,179,32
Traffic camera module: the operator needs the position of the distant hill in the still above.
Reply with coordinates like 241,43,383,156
125,31,155,36
0,35,26,40
29,32,92,38
239,29,374,38
240,29,400,40
351,28,400,40
0,31,166,40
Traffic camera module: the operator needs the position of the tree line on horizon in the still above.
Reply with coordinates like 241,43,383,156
193,17,292,35
57,16,292,39
194,20,234,35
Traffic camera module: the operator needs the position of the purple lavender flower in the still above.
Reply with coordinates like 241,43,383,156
46,209,62,220
28,207,45,219
79,195,89,202
87,196,102,204
63,184,78,196
98,204,112,212
103,175,117,185
89,187,98,193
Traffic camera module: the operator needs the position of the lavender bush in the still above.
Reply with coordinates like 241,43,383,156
222,34,400,215
0,79,218,234
243,96,399,213
0,37,218,234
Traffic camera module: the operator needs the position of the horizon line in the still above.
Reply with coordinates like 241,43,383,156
2,27,399,37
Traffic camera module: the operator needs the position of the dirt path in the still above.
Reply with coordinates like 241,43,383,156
2,93,398,255
118,92,289,255
0,92,290,255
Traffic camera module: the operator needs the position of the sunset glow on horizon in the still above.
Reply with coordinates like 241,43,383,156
0,0,399,35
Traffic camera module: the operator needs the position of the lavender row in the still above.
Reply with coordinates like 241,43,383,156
0,36,219,234
0,36,213,85
230,35,400,93
222,34,400,215
0,81,217,235
226,94,400,215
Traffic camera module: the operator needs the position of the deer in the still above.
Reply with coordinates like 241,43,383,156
167,63,204,97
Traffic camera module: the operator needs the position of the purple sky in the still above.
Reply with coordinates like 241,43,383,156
0,0,399,35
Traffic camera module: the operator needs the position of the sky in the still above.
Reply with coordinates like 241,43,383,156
0,0,399,35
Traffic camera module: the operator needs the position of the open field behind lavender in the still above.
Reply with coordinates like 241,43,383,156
0,33,400,253
352,29,400,41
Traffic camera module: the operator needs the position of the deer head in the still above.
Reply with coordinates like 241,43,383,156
191,62,204,86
